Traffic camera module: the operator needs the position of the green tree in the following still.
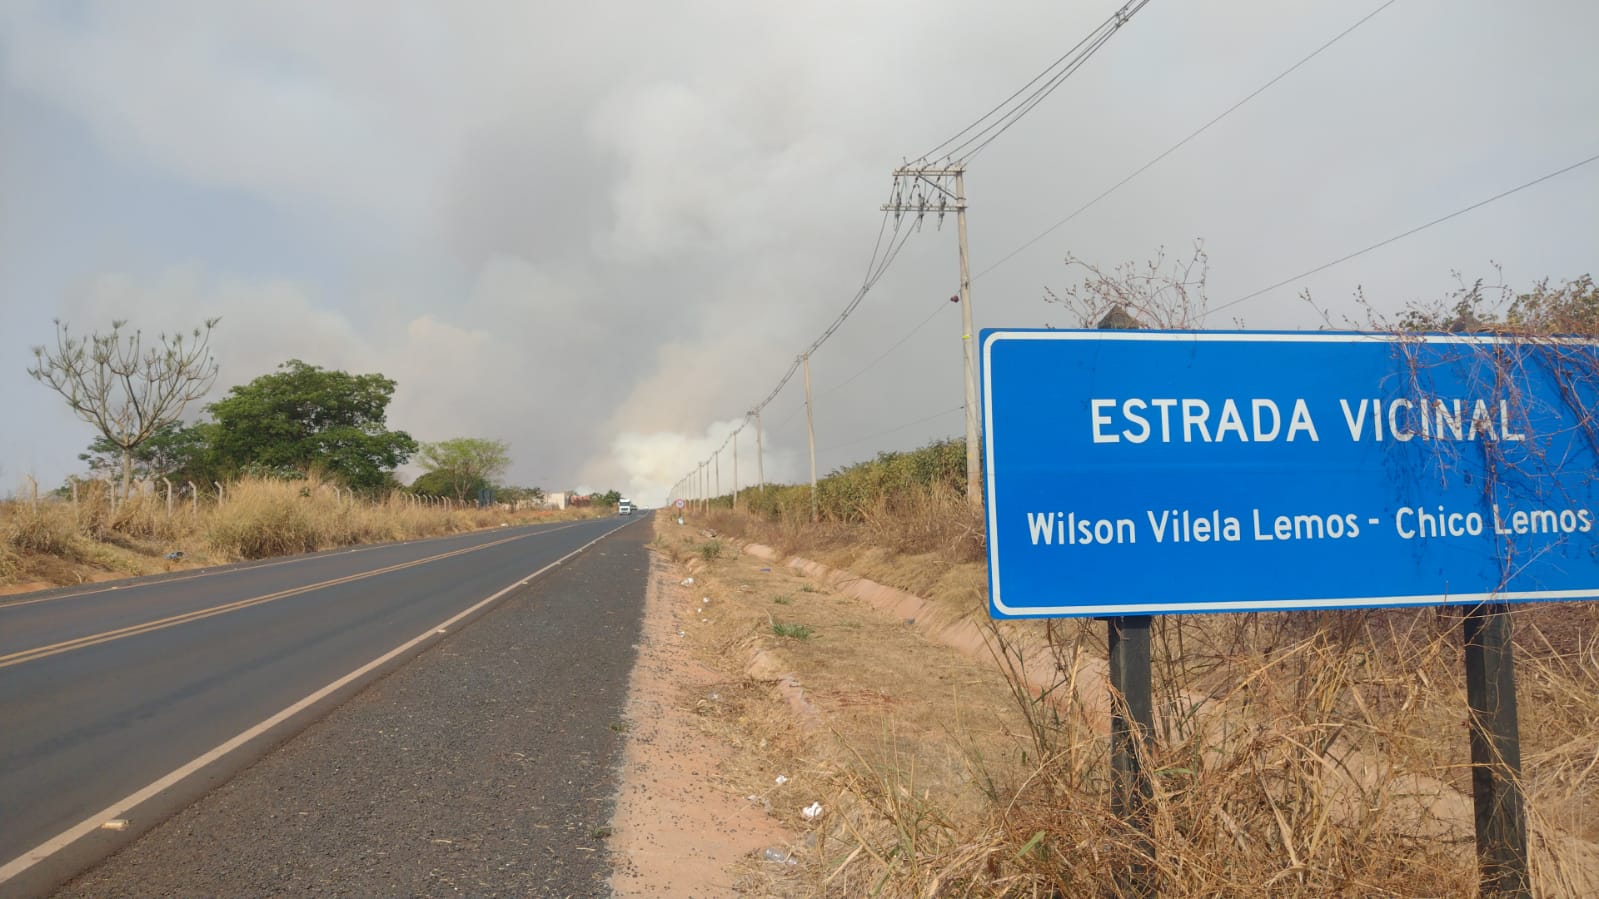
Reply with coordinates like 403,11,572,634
497,485,546,506
79,420,214,485
207,360,417,492
599,489,622,507
417,438,512,503
409,467,489,500
29,318,220,499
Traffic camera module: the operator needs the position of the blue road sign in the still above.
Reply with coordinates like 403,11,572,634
981,330,1599,618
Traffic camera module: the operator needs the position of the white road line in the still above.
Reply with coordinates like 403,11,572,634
0,517,633,886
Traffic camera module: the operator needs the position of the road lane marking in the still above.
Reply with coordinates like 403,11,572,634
0,520,585,611
0,518,632,887
0,522,592,670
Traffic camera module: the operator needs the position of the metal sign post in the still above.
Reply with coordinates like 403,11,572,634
1464,602,1529,897
1098,310,1156,896
1108,614,1155,896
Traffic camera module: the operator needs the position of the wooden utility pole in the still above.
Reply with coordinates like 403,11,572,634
714,448,720,504
886,164,980,509
732,427,739,511
804,354,818,524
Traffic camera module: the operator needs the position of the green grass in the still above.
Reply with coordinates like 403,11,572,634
771,621,814,640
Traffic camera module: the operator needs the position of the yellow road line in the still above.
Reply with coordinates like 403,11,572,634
0,525,581,670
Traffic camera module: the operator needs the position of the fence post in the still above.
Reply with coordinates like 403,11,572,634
187,482,198,516
163,478,173,518
214,481,225,507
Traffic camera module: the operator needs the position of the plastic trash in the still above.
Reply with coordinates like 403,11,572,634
775,775,789,785
802,802,823,820
762,847,797,866
165,550,185,560
680,577,695,586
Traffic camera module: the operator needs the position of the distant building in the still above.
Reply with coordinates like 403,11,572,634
544,491,568,510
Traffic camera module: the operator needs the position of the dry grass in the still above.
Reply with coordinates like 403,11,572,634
649,519,1033,897
683,503,1599,896
0,475,600,589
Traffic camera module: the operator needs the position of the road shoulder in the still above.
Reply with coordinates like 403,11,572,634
607,551,791,897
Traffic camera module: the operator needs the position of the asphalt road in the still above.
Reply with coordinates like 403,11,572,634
0,514,645,895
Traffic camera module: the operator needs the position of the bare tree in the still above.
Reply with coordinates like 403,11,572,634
29,318,220,500
1044,241,1210,329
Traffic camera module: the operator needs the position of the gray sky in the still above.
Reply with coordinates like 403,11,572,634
2,0,1595,506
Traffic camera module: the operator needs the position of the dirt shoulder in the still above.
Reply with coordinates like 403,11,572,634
608,517,1034,896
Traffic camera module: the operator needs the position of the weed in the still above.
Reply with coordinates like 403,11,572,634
590,826,612,840
773,595,793,605
771,622,814,640
698,539,722,561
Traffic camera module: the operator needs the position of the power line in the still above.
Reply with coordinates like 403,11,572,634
1205,151,1599,320
749,212,918,417
686,1,1156,492
817,405,965,456
973,0,1399,282
917,0,1151,166
818,300,953,398
956,18,1132,163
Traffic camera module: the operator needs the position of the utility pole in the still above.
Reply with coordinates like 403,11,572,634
732,426,739,512
753,408,765,494
804,353,818,524
714,448,721,505
886,164,981,510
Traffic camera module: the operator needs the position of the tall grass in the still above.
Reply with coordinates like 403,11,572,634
1,475,590,579
689,444,1599,894
717,439,984,563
